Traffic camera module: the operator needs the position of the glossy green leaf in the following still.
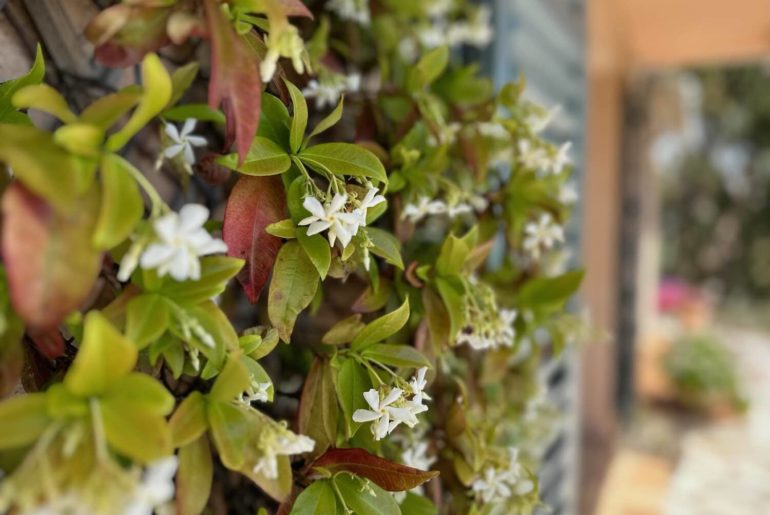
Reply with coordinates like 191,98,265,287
170,391,209,447
181,300,237,369
257,93,291,150
434,277,466,339
291,479,338,515
334,473,400,515
407,46,449,91
0,393,49,449
306,96,344,142
64,311,138,396
104,372,175,415
169,62,200,107
158,256,244,304
517,270,585,308
351,298,410,350
400,492,437,515
285,79,308,153
107,53,172,151
93,154,144,249
12,84,77,123
126,293,170,349
163,103,226,124
207,401,250,470
53,123,104,158
80,87,142,129
265,219,297,239
298,357,338,455
336,358,372,438
366,227,404,269
435,233,471,277
299,143,387,184
322,314,365,345
268,241,320,342
0,44,45,122
361,344,430,369
208,355,251,402
101,400,172,463
297,228,331,279
177,435,213,515
216,136,291,175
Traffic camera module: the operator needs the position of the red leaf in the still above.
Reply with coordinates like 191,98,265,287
1,184,103,330
222,176,286,303
27,328,66,360
204,0,262,164
311,448,439,492
275,0,314,18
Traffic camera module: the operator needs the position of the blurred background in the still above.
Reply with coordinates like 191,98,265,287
3,0,770,514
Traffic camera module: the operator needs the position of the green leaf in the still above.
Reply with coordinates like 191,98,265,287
0,394,49,449
216,136,291,175
79,87,142,129
170,391,209,448
285,79,308,153
53,123,104,158
64,311,138,396
265,219,297,239
299,143,388,184
306,96,344,142
101,400,172,464
517,270,585,308
169,62,200,107
104,373,175,415
177,435,213,515
164,103,226,124
107,53,172,151
435,233,471,277
291,480,338,515
322,315,365,345
208,355,251,402
434,277,466,339
12,84,77,123
351,298,410,350
298,357,338,456
0,44,44,123
125,294,171,349
334,473,401,515
297,228,331,279
268,241,320,342
336,358,372,438
206,401,250,470
93,154,144,249
366,228,404,269
182,300,237,369
0,125,83,213
258,93,291,150
241,327,280,360
158,256,244,304
400,493,437,515
407,46,449,91
361,344,429,369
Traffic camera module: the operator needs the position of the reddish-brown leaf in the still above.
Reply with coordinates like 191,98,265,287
27,327,65,360
274,0,314,18
86,5,172,67
311,448,439,492
222,176,286,303
204,0,262,163
1,183,102,330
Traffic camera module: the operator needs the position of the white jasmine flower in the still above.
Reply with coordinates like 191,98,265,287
163,119,207,166
298,193,364,249
137,204,228,281
549,142,572,175
326,0,370,25
402,196,447,223
253,431,315,479
302,73,360,110
523,213,564,259
518,139,551,171
409,367,431,401
358,185,386,212
496,309,517,346
476,121,509,140
468,194,489,212
528,105,561,134
352,388,404,440
242,381,272,404
125,456,178,515
402,441,435,471
447,202,472,218
261,23,305,82
501,448,535,496
472,467,513,504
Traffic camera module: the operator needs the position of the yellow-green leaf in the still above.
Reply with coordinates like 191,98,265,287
0,393,49,449
170,391,209,447
12,84,77,123
351,298,410,350
93,154,144,249
125,293,170,349
268,241,320,342
177,435,213,515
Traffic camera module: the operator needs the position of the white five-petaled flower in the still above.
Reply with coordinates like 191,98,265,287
302,73,361,109
355,185,386,218
558,182,579,204
125,456,178,515
471,467,514,504
352,388,405,441
500,448,535,496
401,196,448,223
299,193,364,249
523,213,564,259
243,381,272,404
409,367,431,402
549,142,572,175
163,119,207,166
253,432,315,479
138,204,228,282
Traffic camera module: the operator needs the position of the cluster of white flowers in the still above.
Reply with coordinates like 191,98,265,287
326,0,370,25
416,5,493,49
456,309,517,350
253,430,315,479
518,139,572,176
352,368,431,441
160,119,207,169
299,186,385,249
125,457,178,515
471,448,534,504
522,213,564,259
394,438,436,502
302,72,361,109
401,193,487,224
118,204,228,282
260,21,306,82
526,105,561,134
